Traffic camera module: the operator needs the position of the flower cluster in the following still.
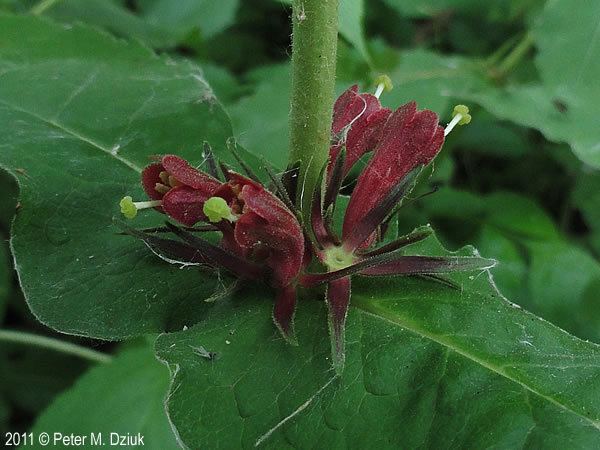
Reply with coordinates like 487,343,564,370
120,154,304,341
119,83,492,372
304,86,488,371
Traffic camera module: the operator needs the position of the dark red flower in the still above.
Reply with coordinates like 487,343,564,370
141,155,222,226
343,101,445,250
122,156,305,343
117,88,485,373
305,89,493,373
329,85,391,179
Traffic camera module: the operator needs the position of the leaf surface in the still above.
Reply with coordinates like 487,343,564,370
0,15,250,338
468,0,600,168
156,233,600,449
35,0,177,48
137,0,239,40
29,342,179,449
228,64,291,169
526,241,600,342
382,0,522,20
385,49,488,115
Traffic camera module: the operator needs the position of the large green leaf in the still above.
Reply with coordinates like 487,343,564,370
0,15,254,339
34,0,178,48
156,233,600,448
382,0,531,22
483,192,559,242
336,0,371,65
138,0,239,40
0,341,88,420
30,342,179,449
469,0,600,168
38,0,239,47
385,49,488,115
228,64,291,169
475,225,526,302
526,241,600,342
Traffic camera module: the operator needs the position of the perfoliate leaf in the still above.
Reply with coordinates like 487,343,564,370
0,15,256,339
156,232,600,448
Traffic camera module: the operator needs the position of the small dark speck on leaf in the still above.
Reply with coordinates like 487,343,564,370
190,345,218,361
552,99,568,113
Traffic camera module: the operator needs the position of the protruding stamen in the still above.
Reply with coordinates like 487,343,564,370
120,196,162,219
154,183,170,194
168,175,182,188
374,74,393,99
444,104,472,136
203,197,238,223
159,171,170,184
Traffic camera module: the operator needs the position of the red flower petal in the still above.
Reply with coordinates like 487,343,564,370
332,85,359,134
273,284,298,345
162,186,213,226
342,107,390,175
235,183,304,286
162,155,221,191
330,87,390,177
141,163,166,201
342,102,444,243
326,277,351,374
235,212,304,287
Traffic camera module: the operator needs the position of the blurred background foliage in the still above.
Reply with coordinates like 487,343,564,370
1,0,599,437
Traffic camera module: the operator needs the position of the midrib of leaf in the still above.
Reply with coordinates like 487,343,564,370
0,97,142,173
353,300,600,431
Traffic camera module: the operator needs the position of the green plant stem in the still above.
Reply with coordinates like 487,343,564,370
289,0,339,219
485,34,520,68
0,329,112,364
495,32,534,79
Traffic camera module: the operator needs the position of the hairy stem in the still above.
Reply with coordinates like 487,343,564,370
289,0,339,218
0,329,112,364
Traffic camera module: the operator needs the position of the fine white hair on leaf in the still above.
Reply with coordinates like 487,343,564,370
142,242,203,269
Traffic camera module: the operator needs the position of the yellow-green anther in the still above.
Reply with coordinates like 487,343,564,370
452,104,472,125
374,74,393,92
374,75,393,99
120,196,137,219
119,197,162,219
445,104,472,136
203,197,236,223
